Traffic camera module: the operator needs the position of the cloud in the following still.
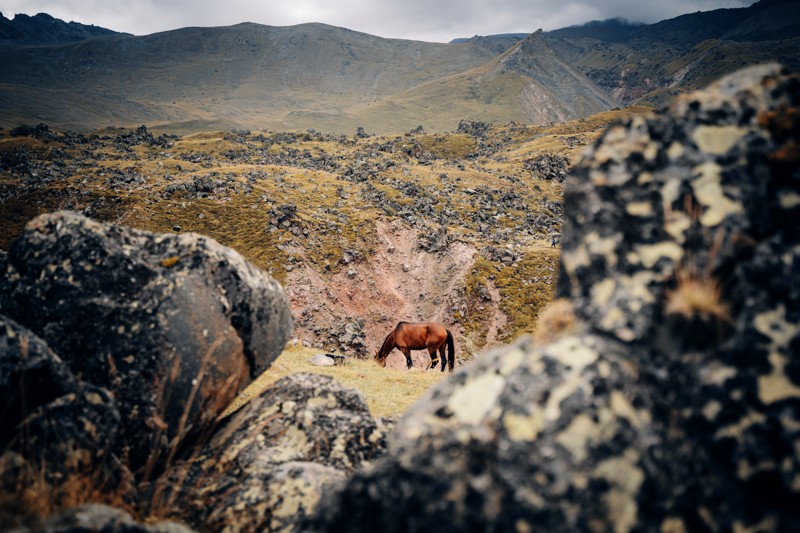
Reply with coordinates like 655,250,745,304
0,0,754,42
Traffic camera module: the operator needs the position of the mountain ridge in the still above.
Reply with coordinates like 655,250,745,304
0,0,798,133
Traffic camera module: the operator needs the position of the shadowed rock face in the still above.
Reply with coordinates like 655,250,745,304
0,316,121,486
0,212,294,473
306,64,800,531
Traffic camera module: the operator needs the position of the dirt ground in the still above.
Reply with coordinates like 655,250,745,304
286,218,501,370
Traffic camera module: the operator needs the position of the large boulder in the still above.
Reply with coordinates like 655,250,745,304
0,212,294,473
165,373,389,532
307,64,800,531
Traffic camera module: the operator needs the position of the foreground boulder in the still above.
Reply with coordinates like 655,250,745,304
307,64,800,531
0,212,294,473
163,374,389,532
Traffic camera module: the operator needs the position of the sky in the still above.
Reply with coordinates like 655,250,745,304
0,0,755,42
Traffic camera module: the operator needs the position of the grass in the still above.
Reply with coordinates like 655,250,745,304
221,345,451,419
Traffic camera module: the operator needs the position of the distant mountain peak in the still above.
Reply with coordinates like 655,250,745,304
0,11,123,43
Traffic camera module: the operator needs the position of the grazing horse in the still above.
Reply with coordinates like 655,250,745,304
375,322,455,372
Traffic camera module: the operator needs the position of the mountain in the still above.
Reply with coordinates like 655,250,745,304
0,20,610,133
0,0,798,133
545,0,800,104
0,12,123,43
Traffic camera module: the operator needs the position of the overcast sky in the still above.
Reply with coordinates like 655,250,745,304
0,0,755,42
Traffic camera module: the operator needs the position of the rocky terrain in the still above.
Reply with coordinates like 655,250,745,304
0,112,612,360
0,0,798,133
0,62,797,532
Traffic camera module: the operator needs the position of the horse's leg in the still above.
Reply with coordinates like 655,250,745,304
401,347,413,369
438,345,447,372
427,346,439,371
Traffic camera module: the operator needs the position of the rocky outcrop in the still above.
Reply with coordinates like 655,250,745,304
166,373,388,532
307,64,800,531
0,212,293,473
523,153,570,181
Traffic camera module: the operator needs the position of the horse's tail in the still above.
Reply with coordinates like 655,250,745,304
446,329,455,372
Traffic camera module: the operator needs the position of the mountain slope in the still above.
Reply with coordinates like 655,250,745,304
0,22,499,133
346,30,617,131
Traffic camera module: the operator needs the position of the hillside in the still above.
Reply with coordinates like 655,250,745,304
0,107,648,360
0,20,615,134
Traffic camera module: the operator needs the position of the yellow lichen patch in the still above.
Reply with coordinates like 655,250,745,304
625,201,653,217
556,414,599,463
661,517,687,533
160,256,180,268
715,411,766,439
758,352,800,404
779,191,800,209
446,372,507,426
636,242,683,269
503,410,545,442
594,451,644,533
691,125,748,155
591,279,616,307
610,391,650,428
691,161,744,226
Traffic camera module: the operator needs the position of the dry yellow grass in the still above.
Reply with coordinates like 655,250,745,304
221,345,451,419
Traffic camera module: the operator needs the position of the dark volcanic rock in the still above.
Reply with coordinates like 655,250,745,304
0,315,126,511
307,64,800,532
0,212,293,474
523,153,570,181
456,119,490,138
168,373,388,532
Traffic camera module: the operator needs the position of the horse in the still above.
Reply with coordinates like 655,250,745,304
374,321,455,372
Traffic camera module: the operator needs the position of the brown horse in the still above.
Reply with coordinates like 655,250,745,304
375,322,455,372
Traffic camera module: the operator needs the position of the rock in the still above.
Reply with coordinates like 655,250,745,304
409,125,425,135
325,319,368,357
456,119,490,138
306,65,800,531
0,212,293,474
523,153,570,181
418,225,449,253
168,373,388,533
308,353,335,366
355,127,369,139
0,315,124,490
14,503,196,532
